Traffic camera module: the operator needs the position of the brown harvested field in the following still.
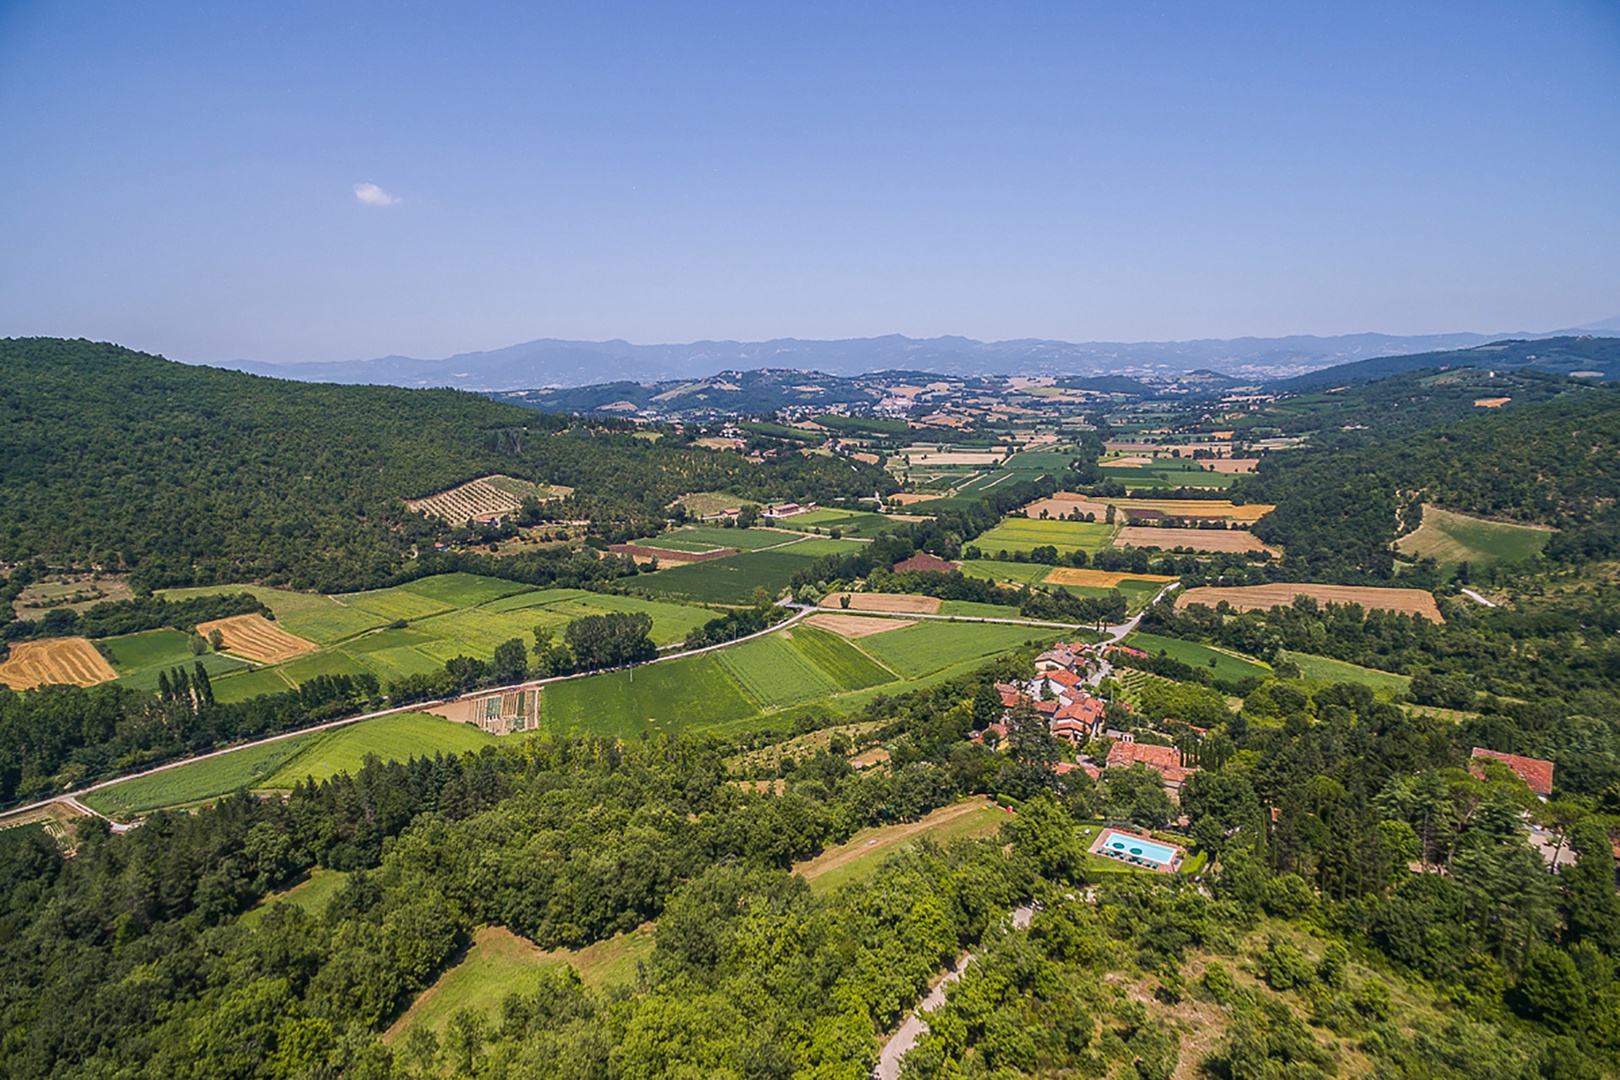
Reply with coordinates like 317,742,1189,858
806,613,916,638
195,614,319,663
0,637,117,690
1205,458,1260,474
1022,493,1112,520
607,542,734,564
1044,567,1178,588
1176,583,1444,622
890,492,940,505
1100,455,1155,466
1474,397,1511,408
1106,499,1273,522
820,592,941,614
1114,527,1281,555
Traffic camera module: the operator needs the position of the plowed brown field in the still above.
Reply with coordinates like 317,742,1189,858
1044,568,1178,588
195,614,319,663
0,637,117,689
1114,527,1280,554
1175,584,1443,622
805,613,916,638
820,593,941,614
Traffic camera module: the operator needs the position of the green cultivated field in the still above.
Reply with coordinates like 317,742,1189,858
1125,631,1270,682
395,571,535,607
636,548,818,604
1098,461,1237,489
335,586,454,623
779,536,872,557
105,628,250,687
716,631,842,709
957,559,1051,585
1395,505,1553,569
541,654,758,736
786,625,895,690
855,621,1053,678
790,510,895,537
536,592,713,645
157,585,382,644
1280,651,1412,695
973,518,1117,555
83,731,323,817
937,600,1023,618
480,587,595,613
211,666,297,702
653,525,787,552
263,713,495,787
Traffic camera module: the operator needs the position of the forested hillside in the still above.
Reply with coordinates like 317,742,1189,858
0,339,895,591
1272,335,1620,390
1238,389,1620,579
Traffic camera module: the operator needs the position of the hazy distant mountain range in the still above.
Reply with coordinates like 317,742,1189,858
210,318,1620,391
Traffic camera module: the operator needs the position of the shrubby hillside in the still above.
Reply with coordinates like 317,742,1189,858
0,339,895,591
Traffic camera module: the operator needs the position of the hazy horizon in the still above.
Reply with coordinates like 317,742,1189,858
3,0,1618,364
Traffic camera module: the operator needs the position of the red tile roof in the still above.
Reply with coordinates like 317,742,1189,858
1470,747,1554,797
1107,742,1183,770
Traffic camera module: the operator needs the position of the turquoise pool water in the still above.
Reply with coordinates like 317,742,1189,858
1103,834,1178,865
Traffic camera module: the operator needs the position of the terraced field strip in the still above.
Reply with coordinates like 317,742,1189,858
195,613,319,663
406,474,567,522
1176,583,1443,622
0,637,117,689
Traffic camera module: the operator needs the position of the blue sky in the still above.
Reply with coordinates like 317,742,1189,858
2,0,1617,362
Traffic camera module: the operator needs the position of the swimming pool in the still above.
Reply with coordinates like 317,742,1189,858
1104,835,1178,864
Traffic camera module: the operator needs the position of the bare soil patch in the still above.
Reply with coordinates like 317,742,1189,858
0,637,117,690
1101,455,1155,466
890,492,940,505
1114,527,1280,554
1044,567,1177,588
806,613,916,638
195,614,319,663
1023,494,1112,520
1177,583,1443,622
1205,458,1260,473
821,592,941,614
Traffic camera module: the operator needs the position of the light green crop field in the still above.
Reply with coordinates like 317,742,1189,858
957,559,1052,585
335,587,455,624
387,927,653,1041
716,631,843,710
241,868,350,926
1395,505,1553,568
1279,651,1412,696
100,628,197,671
210,666,297,703
157,585,387,644
83,732,323,817
540,654,758,737
1098,462,1237,489
345,644,446,685
411,607,568,661
655,525,789,552
396,572,536,608
263,713,496,787
791,510,895,538
117,651,249,691
973,518,1118,555
538,593,714,646
479,587,596,613
778,537,871,557
277,649,373,685
786,625,895,691
636,549,818,605
854,621,1055,678
1125,631,1270,682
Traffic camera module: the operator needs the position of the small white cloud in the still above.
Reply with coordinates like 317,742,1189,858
353,182,399,207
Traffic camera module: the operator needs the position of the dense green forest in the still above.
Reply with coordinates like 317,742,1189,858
4,642,1620,1078
1272,335,1620,391
0,339,895,592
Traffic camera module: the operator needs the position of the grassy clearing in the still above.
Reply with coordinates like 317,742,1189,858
241,868,350,926
855,621,1055,678
210,666,296,703
795,797,1007,892
1395,504,1553,568
973,518,1117,555
636,549,818,605
716,631,843,710
263,713,496,787
386,926,654,1042
100,628,200,671
541,655,758,737
83,733,322,817
1280,651,1412,695
396,572,536,608
1125,631,1270,682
